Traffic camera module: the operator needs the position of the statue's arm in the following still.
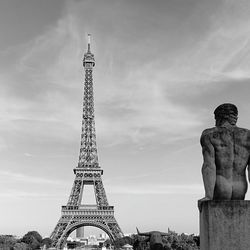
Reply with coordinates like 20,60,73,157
248,150,250,183
247,131,250,183
248,160,250,183
200,132,216,199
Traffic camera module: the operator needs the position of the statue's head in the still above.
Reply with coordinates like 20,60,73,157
214,103,238,127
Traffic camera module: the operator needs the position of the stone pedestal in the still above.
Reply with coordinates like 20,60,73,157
199,200,250,250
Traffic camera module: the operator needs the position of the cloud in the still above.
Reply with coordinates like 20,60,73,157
107,183,203,195
2,0,250,151
0,16,84,148
0,170,64,185
1,8,203,148
24,152,34,157
0,137,7,151
0,190,63,199
95,65,203,146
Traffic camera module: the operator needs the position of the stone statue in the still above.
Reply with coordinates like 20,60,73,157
199,103,250,210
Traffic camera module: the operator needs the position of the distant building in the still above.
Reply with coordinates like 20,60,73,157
88,235,97,245
76,227,85,239
122,244,133,250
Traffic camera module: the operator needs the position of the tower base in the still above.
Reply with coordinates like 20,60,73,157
51,205,123,249
199,200,250,250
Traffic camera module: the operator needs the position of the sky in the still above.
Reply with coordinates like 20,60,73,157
1,0,250,238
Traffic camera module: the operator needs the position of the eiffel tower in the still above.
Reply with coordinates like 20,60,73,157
50,35,123,249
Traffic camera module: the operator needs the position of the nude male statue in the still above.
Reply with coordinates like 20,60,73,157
199,103,250,210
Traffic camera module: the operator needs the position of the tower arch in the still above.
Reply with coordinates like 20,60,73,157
58,221,115,249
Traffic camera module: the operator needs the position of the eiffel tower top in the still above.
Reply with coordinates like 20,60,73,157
78,34,99,169
83,34,95,67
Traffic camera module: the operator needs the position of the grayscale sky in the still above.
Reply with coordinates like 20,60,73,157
1,0,250,238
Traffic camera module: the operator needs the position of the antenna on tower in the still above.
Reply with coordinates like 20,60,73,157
83,33,95,67
87,34,91,52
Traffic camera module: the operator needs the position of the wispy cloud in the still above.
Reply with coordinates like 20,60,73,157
2,0,250,150
0,170,64,185
0,190,64,199
107,183,203,195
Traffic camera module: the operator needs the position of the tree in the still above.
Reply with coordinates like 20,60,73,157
114,236,134,248
24,231,42,243
41,237,52,248
171,239,178,249
14,242,30,250
104,238,111,248
21,231,43,250
162,230,199,250
0,235,17,249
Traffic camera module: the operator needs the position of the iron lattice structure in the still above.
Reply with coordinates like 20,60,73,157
50,35,123,249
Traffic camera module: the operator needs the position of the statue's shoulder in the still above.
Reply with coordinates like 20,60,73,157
200,127,216,145
235,127,250,133
201,127,217,137
235,127,250,137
